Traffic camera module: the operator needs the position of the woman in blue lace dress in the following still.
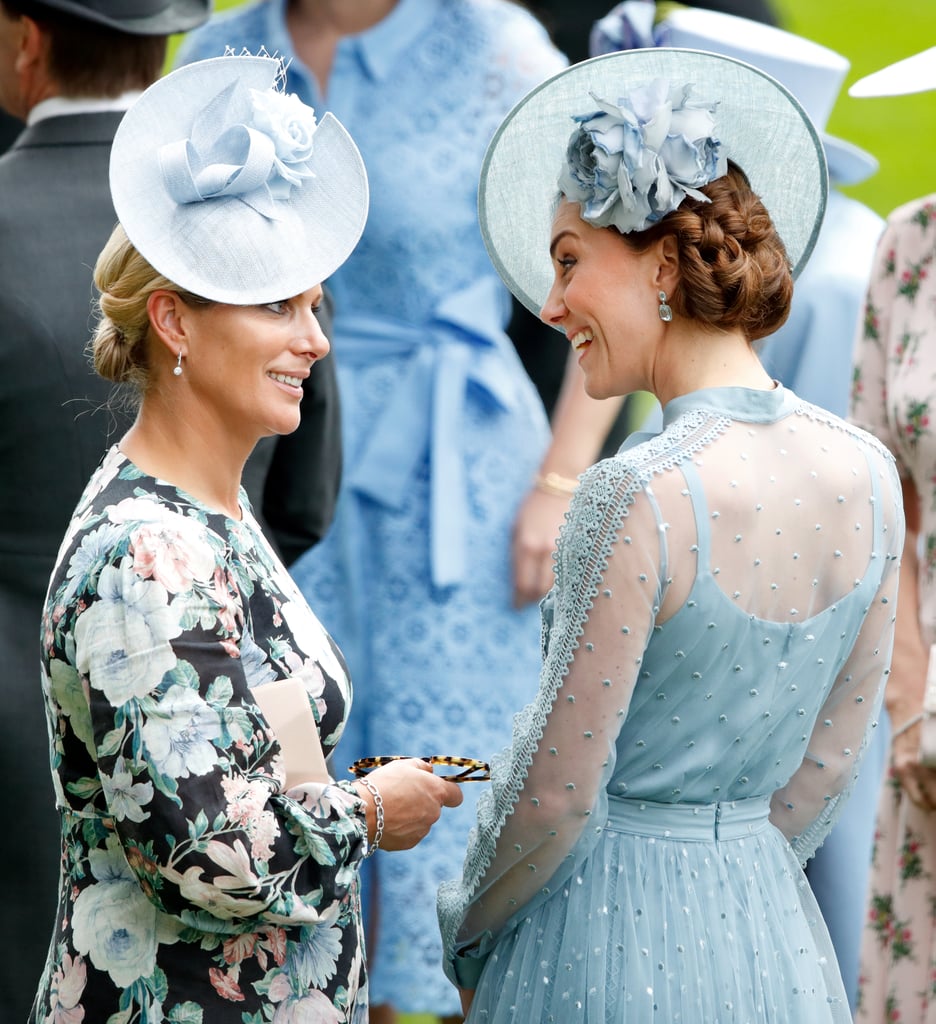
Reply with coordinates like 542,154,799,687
437,48,904,1021
176,4,626,1019
30,55,461,1024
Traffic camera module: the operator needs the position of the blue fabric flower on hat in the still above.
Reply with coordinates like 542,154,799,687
558,79,727,234
158,76,318,221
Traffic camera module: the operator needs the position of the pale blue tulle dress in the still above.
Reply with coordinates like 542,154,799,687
177,0,566,1012
439,385,903,1022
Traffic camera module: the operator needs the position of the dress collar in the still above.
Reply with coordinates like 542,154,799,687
662,382,796,427
350,0,440,81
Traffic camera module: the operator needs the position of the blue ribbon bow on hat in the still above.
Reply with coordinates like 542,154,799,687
158,77,318,221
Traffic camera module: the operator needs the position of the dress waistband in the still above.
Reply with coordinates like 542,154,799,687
605,794,772,842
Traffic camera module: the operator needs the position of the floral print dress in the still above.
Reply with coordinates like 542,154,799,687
851,193,936,1023
29,447,370,1024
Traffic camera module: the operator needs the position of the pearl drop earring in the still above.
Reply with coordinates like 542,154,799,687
173,351,183,377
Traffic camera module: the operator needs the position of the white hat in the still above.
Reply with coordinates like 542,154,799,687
110,54,369,304
479,47,827,320
849,46,936,97
592,3,877,186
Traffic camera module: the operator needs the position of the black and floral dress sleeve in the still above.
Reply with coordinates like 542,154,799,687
43,455,368,937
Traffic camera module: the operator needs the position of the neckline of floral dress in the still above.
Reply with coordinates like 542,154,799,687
111,444,247,524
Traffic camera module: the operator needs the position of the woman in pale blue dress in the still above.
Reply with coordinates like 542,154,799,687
176,3,628,1018
438,48,904,1021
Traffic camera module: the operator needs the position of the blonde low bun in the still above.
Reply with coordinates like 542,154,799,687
91,223,182,391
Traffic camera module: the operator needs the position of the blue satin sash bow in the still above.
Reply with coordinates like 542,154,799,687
342,277,525,588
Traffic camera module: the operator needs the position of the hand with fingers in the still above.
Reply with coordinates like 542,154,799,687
511,486,569,608
891,716,936,811
352,757,464,854
350,754,491,783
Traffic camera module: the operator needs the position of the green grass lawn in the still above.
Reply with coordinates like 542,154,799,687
168,3,934,1021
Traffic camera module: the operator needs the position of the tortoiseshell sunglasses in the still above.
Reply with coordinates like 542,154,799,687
349,755,491,783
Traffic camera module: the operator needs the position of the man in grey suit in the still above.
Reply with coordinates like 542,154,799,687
0,2,343,1017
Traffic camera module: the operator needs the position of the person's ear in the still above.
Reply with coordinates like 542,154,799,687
653,233,680,296
15,16,45,76
146,290,188,359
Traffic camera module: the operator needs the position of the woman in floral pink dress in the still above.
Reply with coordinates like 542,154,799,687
852,192,936,1022
849,45,936,1024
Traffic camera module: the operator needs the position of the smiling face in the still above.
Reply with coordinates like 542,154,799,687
169,286,329,446
540,199,670,400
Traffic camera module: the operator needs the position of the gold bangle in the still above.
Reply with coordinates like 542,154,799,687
534,471,579,498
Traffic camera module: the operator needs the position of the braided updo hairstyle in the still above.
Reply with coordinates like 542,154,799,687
92,223,184,393
623,162,793,342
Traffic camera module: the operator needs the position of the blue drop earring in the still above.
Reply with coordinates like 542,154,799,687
658,291,673,323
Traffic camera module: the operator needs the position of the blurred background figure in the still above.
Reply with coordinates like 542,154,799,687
175,3,625,1022
847,45,936,1024
526,0,778,66
0,1,208,1019
589,6,888,1009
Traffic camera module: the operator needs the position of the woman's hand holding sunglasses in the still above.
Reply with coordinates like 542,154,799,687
350,755,491,783
350,757,465,854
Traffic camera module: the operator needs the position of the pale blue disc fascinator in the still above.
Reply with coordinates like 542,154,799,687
478,48,827,320
109,54,369,304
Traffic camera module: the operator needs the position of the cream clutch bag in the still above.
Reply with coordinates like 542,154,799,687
251,678,330,787
920,645,936,766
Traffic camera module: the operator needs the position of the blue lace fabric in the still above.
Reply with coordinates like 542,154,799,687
438,385,904,1022
177,0,566,1013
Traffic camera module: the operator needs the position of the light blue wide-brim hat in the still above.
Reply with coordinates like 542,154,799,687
479,48,827,321
110,54,369,304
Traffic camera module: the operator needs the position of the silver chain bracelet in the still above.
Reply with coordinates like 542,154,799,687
357,777,384,858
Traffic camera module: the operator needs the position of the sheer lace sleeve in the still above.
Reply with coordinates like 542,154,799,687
769,450,904,863
438,457,665,986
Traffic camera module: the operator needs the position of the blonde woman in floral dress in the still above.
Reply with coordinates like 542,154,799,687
29,55,461,1024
